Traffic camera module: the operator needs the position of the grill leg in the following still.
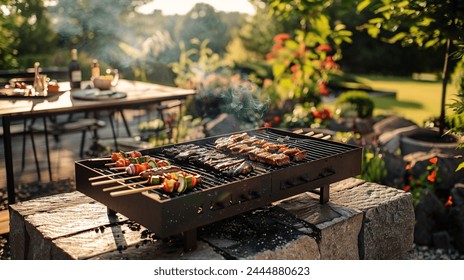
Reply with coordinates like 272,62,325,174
183,229,197,252
320,185,330,204
107,207,117,216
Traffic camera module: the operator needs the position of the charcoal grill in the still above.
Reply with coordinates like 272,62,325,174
75,128,362,250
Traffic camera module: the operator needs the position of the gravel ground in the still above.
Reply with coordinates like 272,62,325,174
1,180,464,260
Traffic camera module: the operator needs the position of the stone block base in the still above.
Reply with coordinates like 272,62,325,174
9,178,414,259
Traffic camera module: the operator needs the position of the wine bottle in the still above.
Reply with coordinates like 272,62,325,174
68,49,82,89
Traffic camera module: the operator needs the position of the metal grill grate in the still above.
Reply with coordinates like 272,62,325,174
75,128,362,247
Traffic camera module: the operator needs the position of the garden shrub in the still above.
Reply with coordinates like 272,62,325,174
336,90,374,118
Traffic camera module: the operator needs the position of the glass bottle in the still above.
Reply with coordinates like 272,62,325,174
91,59,100,80
68,49,82,89
33,62,44,93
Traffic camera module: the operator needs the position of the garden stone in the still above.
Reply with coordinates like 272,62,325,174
203,113,242,136
378,125,419,154
326,118,352,132
373,115,418,136
354,117,374,135
432,231,452,250
382,149,407,187
450,187,464,253
414,189,447,246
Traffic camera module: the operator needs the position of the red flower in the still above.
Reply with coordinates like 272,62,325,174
427,169,437,183
311,108,322,119
316,44,332,52
273,116,281,124
264,122,272,128
290,64,300,73
322,56,339,69
265,53,274,60
273,33,291,44
403,185,411,192
429,157,438,165
405,163,411,170
319,83,329,95
322,108,332,119
445,196,453,207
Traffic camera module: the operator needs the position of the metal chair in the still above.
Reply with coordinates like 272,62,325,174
25,112,106,181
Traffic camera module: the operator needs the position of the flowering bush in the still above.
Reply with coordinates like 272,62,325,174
403,157,442,207
263,32,341,108
279,103,333,129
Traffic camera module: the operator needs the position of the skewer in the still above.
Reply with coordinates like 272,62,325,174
91,175,141,186
105,162,117,166
110,166,126,171
102,179,149,192
322,135,331,140
312,133,324,138
87,157,111,161
88,171,126,181
293,129,304,134
110,185,163,197
305,131,315,136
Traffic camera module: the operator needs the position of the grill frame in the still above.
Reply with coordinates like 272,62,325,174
75,128,362,241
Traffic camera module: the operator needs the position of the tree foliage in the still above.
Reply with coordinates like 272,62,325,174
358,0,464,49
176,3,231,56
358,0,464,134
0,0,57,68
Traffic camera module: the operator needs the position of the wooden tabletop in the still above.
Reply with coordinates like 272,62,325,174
0,79,196,119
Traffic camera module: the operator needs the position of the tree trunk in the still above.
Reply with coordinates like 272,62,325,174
439,39,452,136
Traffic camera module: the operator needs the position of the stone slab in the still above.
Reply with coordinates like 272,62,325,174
199,207,320,259
277,192,363,260
9,179,415,260
330,182,415,259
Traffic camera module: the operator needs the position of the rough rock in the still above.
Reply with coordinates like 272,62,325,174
330,182,415,259
414,188,446,246
204,113,242,137
277,191,363,260
450,187,464,253
373,115,418,136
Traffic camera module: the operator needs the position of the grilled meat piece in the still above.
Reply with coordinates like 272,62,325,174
223,161,254,176
279,148,307,161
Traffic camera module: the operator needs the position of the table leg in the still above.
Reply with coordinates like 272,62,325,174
3,116,15,205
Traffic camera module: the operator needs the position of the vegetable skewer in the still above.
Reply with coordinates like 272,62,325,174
101,170,201,195
110,185,163,197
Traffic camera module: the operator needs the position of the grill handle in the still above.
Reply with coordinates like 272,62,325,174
282,168,335,189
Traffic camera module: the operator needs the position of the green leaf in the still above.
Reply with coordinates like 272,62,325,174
367,27,381,38
368,17,384,24
388,32,406,43
272,64,286,78
457,162,464,172
357,0,371,12
397,1,410,8
424,38,439,48
285,40,299,50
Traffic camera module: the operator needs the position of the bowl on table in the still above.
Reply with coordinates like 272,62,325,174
92,69,119,90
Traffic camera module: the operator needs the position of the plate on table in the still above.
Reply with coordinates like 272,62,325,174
71,89,127,101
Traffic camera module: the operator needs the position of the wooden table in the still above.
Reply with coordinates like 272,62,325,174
1,79,195,205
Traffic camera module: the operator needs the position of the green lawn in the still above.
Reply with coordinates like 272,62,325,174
341,75,459,126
